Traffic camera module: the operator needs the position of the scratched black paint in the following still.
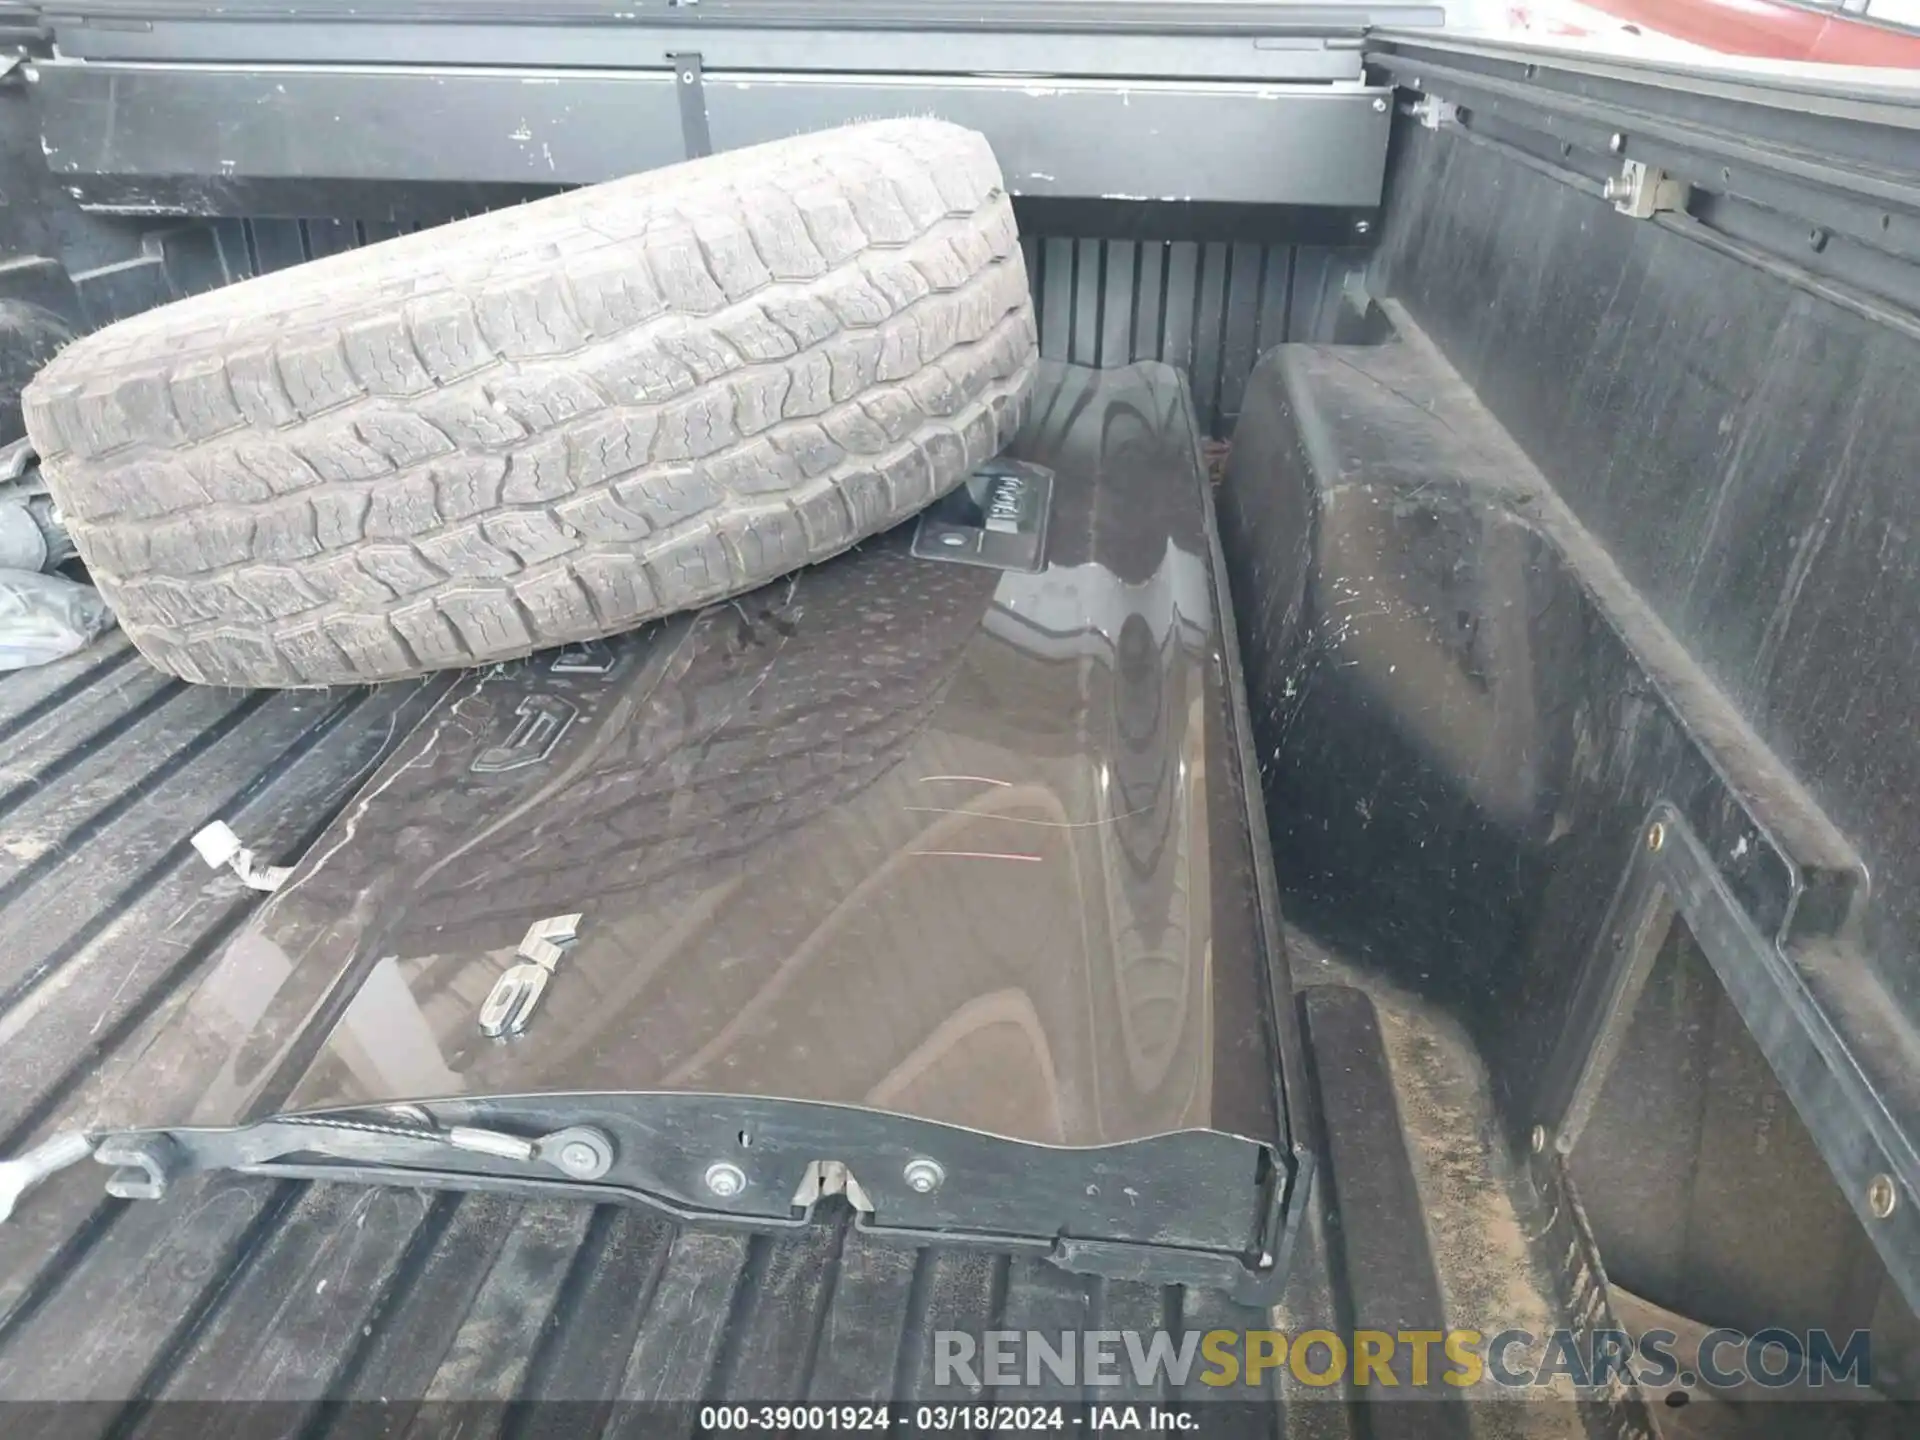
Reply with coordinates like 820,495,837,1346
75,362,1294,1279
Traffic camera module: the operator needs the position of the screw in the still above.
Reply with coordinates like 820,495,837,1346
1647,821,1667,853
1530,1125,1548,1154
1868,1173,1898,1220
1608,132,1625,153
904,1158,945,1194
704,1161,746,1198
1354,219,1372,236
559,1141,602,1177
1372,97,1388,113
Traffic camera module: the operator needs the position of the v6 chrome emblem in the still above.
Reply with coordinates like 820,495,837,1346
478,914,582,1038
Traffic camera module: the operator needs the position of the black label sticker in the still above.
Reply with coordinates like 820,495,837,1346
911,461,1055,573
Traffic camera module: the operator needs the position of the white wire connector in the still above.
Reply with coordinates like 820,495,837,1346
191,820,294,892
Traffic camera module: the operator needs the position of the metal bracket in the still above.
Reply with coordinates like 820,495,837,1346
1410,93,1457,131
1603,159,1690,220
670,52,712,160
89,1116,619,1200
97,1132,182,1201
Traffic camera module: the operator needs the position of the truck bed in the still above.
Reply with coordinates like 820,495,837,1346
0,335,1580,1436
4,21,1918,1434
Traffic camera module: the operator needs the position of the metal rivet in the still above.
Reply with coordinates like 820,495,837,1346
904,1158,945,1194
1868,1173,1898,1219
1372,97,1388,113
1530,1125,1548,1154
704,1161,746,1198
1608,132,1625,153
1647,821,1666,853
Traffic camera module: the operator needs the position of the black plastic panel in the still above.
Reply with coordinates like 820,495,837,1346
1022,236,1372,435
1378,117,1920,1091
16,24,1386,438
50,211,1373,441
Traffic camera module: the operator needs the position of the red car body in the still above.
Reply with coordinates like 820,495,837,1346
1581,0,1920,65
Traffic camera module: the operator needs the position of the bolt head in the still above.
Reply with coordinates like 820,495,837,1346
704,1161,746,1198
1647,821,1667,853
1868,1173,1898,1220
559,1141,600,1176
904,1158,945,1194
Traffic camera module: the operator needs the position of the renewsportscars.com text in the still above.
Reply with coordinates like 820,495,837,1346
934,1327,1873,1391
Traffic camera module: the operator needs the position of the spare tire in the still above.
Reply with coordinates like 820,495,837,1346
22,119,1037,687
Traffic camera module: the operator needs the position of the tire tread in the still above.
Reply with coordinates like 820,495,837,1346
25,119,1036,686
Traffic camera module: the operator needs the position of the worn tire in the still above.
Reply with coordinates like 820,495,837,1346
22,119,1038,687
